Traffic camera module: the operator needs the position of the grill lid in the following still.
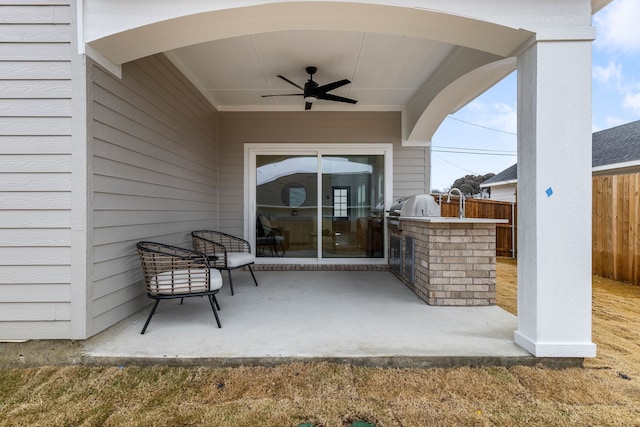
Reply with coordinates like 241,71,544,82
388,201,404,215
388,194,441,217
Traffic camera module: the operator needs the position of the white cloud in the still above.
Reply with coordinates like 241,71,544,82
596,70,640,117
593,61,622,85
623,90,640,115
489,103,517,135
467,101,517,135
605,116,627,128
594,0,640,53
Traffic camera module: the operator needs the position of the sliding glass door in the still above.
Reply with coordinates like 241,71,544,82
251,146,389,261
256,155,318,258
321,155,384,258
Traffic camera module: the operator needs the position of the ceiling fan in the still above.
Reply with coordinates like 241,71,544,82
262,66,358,110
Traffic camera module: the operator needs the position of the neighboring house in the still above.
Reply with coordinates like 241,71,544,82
481,120,640,202
480,164,518,203
0,1,609,359
592,119,640,175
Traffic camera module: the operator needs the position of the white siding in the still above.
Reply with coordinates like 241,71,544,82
487,184,517,203
0,2,73,339
393,145,431,200
219,111,429,237
89,54,219,335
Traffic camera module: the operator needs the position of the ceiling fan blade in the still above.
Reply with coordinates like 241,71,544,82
262,93,303,98
277,75,304,90
316,79,351,93
305,102,313,110
316,93,358,104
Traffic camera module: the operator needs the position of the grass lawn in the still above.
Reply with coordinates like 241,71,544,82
1,259,639,426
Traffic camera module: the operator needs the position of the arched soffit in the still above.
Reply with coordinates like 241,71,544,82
405,55,517,145
87,2,534,66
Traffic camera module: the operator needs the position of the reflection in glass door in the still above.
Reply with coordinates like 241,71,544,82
255,152,385,259
322,155,384,258
256,155,318,258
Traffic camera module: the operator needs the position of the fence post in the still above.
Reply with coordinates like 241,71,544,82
511,202,516,258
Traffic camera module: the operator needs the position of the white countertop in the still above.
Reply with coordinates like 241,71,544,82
398,216,509,224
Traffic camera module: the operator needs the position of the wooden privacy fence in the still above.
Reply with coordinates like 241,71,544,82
592,173,640,286
435,195,517,257
434,172,640,285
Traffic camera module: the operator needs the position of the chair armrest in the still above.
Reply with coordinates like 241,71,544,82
192,230,252,255
191,235,227,268
137,241,214,295
137,241,210,266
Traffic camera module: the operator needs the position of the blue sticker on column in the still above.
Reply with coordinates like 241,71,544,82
545,187,553,197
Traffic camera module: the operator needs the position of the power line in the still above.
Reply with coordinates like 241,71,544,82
431,144,515,154
431,148,516,156
447,115,517,135
434,154,480,175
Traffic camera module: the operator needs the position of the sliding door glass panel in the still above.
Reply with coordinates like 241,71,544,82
321,155,385,258
256,155,318,258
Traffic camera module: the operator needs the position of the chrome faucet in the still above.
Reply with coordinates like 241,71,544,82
446,188,466,218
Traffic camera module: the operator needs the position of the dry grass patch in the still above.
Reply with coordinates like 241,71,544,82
2,258,640,426
496,257,518,315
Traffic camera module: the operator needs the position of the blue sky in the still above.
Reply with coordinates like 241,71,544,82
429,0,640,191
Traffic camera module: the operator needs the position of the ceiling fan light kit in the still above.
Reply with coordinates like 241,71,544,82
262,66,357,110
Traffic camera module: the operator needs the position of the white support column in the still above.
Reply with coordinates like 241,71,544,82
70,0,92,339
515,38,596,357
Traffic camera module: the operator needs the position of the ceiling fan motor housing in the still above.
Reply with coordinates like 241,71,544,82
304,79,319,100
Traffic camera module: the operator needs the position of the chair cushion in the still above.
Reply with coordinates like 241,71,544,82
258,214,272,235
226,252,255,268
209,269,223,290
150,268,223,294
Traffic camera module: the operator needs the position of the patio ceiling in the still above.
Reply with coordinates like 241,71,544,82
165,30,458,112
84,2,535,140
86,4,535,113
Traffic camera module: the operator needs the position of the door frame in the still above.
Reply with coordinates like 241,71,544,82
244,143,393,264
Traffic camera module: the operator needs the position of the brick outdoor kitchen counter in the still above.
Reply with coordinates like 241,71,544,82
388,217,508,306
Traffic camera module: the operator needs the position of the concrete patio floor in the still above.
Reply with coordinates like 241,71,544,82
81,269,544,368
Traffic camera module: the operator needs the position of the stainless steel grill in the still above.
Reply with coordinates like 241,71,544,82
387,194,441,230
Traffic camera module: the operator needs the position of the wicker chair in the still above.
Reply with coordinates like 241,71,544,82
136,241,223,334
191,230,258,295
256,214,287,256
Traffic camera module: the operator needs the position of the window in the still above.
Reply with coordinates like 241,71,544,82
333,187,349,219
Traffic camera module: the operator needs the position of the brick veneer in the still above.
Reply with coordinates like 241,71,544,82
389,220,497,306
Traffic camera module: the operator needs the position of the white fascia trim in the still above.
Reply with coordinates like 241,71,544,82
85,45,122,79
401,110,432,147
402,140,430,147
535,26,597,43
480,179,517,188
514,331,597,358
511,27,596,59
592,160,640,174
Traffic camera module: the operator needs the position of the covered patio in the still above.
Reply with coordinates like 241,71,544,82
0,1,603,362
83,270,535,367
